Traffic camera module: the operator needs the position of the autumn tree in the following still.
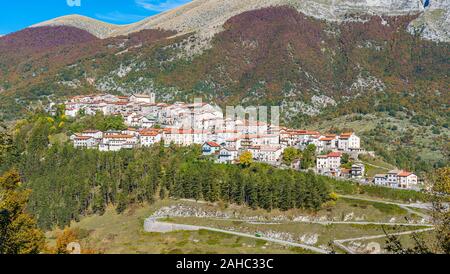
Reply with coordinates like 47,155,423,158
385,167,450,254
239,151,253,167
0,170,45,254
282,147,301,166
54,228,79,254
301,144,316,169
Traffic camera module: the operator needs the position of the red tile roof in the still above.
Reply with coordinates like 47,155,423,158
398,171,413,177
327,152,342,158
74,136,93,140
140,131,159,137
205,142,220,147
104,134,134,139
319,137,335,141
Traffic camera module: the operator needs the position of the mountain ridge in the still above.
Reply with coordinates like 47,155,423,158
28,0,450,42
0,5,448,172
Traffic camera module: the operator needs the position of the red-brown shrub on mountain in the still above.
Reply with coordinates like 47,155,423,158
0,26,98,53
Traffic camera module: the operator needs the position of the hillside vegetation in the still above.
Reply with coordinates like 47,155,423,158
0,6,448,174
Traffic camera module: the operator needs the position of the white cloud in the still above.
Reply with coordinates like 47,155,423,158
136,0,191,12
95,11,147,23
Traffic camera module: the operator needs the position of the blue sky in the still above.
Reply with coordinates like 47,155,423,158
0,0,192,35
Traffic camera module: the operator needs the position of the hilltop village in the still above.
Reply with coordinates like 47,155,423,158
63,93,419,190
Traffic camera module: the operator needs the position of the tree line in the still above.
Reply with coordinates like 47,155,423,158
0,111,337,229
17,142,332,229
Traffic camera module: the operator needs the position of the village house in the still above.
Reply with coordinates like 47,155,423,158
72,135,99,149
130,93,155,104
319,134,338,152
139,130,162,147
374,174,388,186
338,132,361,151
235,120,268,135
217,147,239,164
225,138,242,150
202,142,221,156
163,128,211,146
398,171,418,189
79,130,103,139
350,163,365,178
99,134,138,151
316,152,342,176
249,146,284,163
374,170,418,189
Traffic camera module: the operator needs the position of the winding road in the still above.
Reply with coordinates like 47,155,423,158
144,217,329,254
337,194,432,219
144,194,436,254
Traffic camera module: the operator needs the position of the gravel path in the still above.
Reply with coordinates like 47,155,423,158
143,217,328,254
144,194,438,254
332,227,435,254
338,194,432,219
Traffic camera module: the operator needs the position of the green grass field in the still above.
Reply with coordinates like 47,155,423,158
46,203,315,254
164,216,427,249
341,229,437,254
46,197,430,254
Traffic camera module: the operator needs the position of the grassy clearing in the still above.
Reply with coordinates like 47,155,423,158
46,202,314,254
342,229,436,254
46,196,429,254
340,197,407,215
166,217,427,248
329,179,430,203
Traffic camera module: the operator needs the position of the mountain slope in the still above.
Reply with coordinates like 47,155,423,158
32,14,121,39
0,26,99,54
31,0,450,42
0,4,448,172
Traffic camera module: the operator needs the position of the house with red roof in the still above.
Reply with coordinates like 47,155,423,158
374,170,418,189
139,130,162,147
316,152,343,176
72,135,99,149
337,132,361,151
319,134,338,151
217,147,239,164
202,141,221,156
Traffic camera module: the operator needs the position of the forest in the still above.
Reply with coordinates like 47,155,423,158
0,109,435,230
0,111,336,229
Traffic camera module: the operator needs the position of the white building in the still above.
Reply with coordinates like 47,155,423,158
350,163,365,178
374,174,388,186
319,135,338,152
99,134,138,151
79,130,103,139
202,142,221,156
139,131,162,147
130,93,155,104
249,146,284,163
373,170,418,189
217,147,239,164
316,152,342,176
72,135,98,149
338,132,361,151
398,171,418,189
